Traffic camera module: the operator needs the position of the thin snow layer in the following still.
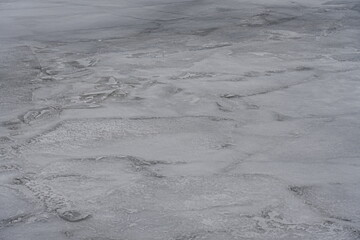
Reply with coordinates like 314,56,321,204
1,0,360,239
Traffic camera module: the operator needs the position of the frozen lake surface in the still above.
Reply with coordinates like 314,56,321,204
1,0,360,239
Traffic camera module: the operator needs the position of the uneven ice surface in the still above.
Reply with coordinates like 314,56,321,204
1,0,360,239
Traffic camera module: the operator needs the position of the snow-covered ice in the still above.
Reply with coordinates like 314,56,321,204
1,0,360,239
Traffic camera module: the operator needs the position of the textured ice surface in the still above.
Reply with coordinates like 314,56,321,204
1,0,360,239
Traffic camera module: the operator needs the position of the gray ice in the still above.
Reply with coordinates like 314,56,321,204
1,0,360,239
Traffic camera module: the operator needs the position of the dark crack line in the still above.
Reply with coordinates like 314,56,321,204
221,78,317,99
